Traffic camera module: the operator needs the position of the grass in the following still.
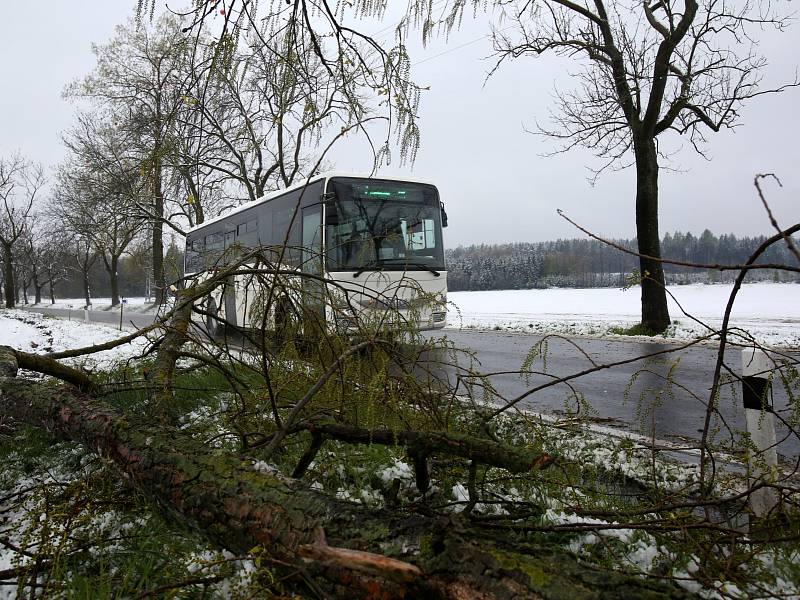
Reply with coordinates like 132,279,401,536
608,323,661,337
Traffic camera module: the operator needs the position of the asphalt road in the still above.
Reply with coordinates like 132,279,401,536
422,329,800,459
26,306,799,457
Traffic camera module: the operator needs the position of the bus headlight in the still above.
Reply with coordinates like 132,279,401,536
432,310,446,323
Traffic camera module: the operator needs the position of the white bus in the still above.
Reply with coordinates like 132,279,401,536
184,172,448,336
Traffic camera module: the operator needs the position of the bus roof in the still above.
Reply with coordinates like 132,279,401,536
185,171,437,235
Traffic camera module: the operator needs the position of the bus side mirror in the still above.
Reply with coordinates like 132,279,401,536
440,202,448,228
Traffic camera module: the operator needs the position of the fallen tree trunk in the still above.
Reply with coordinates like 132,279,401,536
0,348,693,599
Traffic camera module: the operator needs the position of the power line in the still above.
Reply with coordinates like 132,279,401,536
412,26,515,67
413,34,489,66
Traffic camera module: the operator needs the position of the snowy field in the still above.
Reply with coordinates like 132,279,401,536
0,310,148,370
27,296,157,313
446,282,800,348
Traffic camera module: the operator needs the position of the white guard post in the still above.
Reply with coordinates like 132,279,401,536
84,306,90,324
741,348,780,518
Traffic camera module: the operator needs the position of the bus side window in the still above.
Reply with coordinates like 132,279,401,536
237,219,258,247
205,232,224,266
186,238,203,272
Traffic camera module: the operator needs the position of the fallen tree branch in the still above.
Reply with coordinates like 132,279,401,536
8,347,97,393
294,421,555,475
0,348,692,599
44,323,159,360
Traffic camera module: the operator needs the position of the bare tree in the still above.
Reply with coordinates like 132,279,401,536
39,231,71,304
184,27,348,201
70,233,98,309
60,116,147,306
0,154,44,308
156,10,413,235
470,0,798,332
12,213,71,305
176,2,423,171
20,222,46,304
65,15,194,306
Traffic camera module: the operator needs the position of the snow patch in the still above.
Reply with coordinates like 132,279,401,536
0,309,148,370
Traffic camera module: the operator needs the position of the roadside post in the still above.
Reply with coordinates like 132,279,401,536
67,304,72,322
84,303,91,324
741,348,780,518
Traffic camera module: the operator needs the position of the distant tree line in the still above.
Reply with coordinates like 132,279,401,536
5,227,798,305
445,230,800,291
0,224,184,307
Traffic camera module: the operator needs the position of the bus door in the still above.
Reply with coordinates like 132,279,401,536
301,206,325,322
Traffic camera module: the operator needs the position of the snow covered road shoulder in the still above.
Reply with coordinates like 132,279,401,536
0,310,148,370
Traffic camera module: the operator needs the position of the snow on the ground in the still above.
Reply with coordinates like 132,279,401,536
446,282,800,348
0,309,148,370
26,297,160,313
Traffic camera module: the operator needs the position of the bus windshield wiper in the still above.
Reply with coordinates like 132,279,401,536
353,260,441,278
380,259,441,277
353,261,383,278
402,262,440,277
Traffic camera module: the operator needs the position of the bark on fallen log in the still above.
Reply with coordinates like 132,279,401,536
0,349,694,599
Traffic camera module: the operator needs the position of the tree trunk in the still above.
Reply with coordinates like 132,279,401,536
634,136,671,333
150,288,194,421
2,242,14,308
0,350,693,600
33,270,43,304
106,254,120,307
153,167,165,306
83,273,91,308
48,277,56,304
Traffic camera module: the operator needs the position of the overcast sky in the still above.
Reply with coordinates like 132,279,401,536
1,2,798,247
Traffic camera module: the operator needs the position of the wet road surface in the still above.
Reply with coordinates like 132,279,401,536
25,306,799,457
423,329,799,459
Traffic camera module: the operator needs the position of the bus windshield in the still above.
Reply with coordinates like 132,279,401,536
325,178,445,272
